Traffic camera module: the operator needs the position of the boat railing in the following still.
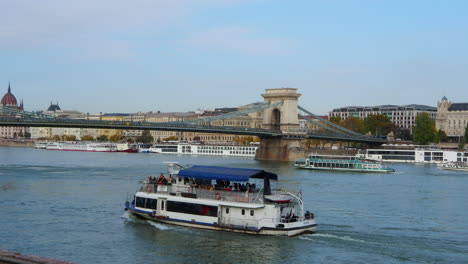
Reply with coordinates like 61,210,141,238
138,182,263,204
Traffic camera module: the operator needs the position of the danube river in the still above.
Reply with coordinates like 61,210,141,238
1,147,467,264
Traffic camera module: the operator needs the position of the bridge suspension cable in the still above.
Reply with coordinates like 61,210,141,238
178,101,283,124
298,105,368,138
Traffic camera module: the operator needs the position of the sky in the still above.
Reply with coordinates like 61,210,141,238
1,0,467,115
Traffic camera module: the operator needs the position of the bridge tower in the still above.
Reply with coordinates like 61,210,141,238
256,88,306,161
261,88,301,131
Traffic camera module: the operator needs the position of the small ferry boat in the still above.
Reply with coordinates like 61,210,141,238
116,143,138,153
294,154,394,173
439,162,468,171
125,163,317,236
45,142,118,152
34,141,48,149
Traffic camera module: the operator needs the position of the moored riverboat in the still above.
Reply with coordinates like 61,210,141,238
125,163,317,236
295,154,394,173
45,142,118,152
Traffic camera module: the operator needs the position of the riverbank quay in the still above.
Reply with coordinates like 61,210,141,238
0,139,34,147
0,250,77,264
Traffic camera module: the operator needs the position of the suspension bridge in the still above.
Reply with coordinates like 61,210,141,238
0,88,385,160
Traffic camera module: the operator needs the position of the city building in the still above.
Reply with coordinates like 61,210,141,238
329,104,437,133
30,102,88,139
0,83,27,138
436,96,468,138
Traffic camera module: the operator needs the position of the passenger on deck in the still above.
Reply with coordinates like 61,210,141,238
157,173,167,184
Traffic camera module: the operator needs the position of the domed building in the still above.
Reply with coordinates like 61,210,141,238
1,82,23,110
1,82,27,138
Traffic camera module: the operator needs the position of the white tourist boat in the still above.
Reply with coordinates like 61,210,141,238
358,147,468,164
45,142,118,152
125,163,317,236
294,154,394,173
147,143,258,157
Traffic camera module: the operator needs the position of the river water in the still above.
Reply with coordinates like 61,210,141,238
1,147,467,264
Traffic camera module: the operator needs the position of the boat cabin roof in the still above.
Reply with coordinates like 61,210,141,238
178,165,278,182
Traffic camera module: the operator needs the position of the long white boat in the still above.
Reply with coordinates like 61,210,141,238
45,142,118,152
125,163,317,236
294,154,394,173
358,148,468,164
148,144,258,157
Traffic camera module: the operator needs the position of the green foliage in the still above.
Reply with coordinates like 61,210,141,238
412,113,437,145
437,129,448,143
364,114,394,136
24,132,31,138
396,128,411,140
458,139,465,150
138,130,154,143
97,135,108,141
465,125,468,142
81,135,94,141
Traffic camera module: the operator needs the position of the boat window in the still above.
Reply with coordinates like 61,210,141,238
226,208,229,214
166,201,218,217
161,201,165,210
250,210,254,216
242,209,245,215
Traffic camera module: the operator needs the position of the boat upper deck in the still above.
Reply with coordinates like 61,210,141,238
137,179,269,205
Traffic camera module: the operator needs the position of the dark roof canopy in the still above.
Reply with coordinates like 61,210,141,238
178,165,278,181
448,103,468,111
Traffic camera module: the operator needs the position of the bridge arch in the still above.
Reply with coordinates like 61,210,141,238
270,108,281,130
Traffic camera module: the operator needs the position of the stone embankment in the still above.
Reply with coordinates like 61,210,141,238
0,139,34,147
0,250,77,264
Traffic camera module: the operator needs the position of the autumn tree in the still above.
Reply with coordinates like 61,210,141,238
341,116,366,134
162,136,178,142
412,112,437,145
52,135,61,141
365,114,394,136
64,135,76,141
81,135,94,141
329,116,342,124
109,134,123,142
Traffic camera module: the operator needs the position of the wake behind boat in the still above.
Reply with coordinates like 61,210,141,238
295,154,394,173
125,163,316,236
439,161,468,171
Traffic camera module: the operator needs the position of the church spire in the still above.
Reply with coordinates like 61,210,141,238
8,81,11,93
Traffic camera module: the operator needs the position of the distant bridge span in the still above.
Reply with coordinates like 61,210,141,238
0,116,386,143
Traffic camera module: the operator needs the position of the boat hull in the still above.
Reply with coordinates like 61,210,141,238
126,207,316,237
295,165,394,173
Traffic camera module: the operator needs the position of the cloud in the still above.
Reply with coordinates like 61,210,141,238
185,26,293,56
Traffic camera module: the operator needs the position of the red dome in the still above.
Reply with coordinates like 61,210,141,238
1,84,18,107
